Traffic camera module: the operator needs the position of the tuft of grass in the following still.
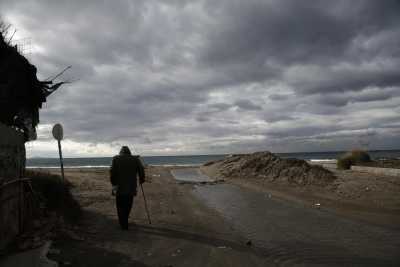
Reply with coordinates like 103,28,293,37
25,170,81,223
337,149,371,170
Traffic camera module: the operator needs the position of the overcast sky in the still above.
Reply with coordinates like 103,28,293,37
1,0,400,157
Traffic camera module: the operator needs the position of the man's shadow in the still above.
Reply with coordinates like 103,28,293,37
80,209,253,252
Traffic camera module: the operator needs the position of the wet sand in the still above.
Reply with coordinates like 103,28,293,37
43,167,400,266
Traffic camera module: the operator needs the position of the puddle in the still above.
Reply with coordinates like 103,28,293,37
192,184,400,266
170,168,213,183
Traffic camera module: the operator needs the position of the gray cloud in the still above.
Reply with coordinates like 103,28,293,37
234,100,262,111
268,94,291,101
314,87,399,107
1,0,399,156
264,115,295,123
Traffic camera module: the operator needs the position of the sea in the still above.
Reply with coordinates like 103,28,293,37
26,150,400,169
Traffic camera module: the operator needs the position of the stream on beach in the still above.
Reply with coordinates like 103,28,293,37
172,168,400,266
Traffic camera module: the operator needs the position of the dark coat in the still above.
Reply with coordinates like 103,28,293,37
110,154,145,196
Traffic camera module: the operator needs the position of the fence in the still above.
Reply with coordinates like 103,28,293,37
0,177,38,254
0,123,27,252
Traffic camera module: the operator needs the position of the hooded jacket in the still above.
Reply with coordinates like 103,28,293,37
110,154,145,196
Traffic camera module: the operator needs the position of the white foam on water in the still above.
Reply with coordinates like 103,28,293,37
170,168,213,183
26,165,110,169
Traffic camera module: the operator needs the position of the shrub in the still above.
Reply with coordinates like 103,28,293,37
337,156,352,170
25,170,81,223
337,150,371,170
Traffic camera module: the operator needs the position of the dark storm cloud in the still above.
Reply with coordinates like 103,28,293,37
234,100,262,111
264,115,295,123
208,103,232,111
314,87,399,107
1,0,399,156
199,0,400,93
290,66,400,95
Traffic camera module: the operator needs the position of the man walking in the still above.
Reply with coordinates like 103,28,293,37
110,146,145,230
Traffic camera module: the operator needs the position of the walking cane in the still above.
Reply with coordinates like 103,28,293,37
140,183,152,224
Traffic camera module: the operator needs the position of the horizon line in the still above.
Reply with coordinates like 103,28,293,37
26,148,400,159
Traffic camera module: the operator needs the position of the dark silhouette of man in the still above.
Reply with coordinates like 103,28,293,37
110,146,145,230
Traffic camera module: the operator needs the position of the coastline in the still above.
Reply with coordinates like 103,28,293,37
25,149,400,170
25,160,335,169
26,164,203,169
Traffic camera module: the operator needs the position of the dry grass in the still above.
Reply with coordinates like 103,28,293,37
25,170,82,223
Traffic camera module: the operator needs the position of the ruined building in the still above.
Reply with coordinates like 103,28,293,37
0,29,63,141
0,28,62,250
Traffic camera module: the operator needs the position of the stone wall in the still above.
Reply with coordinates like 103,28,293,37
0,123,26,250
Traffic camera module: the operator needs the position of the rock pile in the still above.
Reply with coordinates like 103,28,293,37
207,151,336,186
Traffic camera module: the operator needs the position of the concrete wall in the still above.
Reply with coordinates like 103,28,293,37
0,123,26,250
351,165,400,177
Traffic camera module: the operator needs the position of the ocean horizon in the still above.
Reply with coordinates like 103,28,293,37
26,149,400,168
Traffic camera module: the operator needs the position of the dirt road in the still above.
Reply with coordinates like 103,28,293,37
48,167,400,266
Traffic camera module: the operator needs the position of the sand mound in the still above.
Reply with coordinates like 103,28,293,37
206,151,336,186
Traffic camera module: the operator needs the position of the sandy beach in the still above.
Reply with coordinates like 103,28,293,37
45,167,267,266
37,165,400,266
